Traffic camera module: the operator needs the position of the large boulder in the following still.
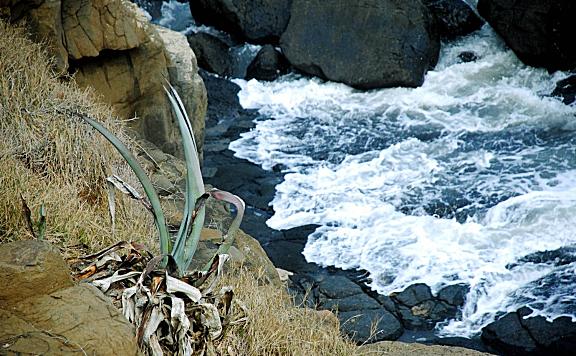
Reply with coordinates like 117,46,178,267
280,0,440,89
477,0,576,71
1,0,207,158
189,0,292,44
187,32,234,77
421,0,484,39
0,240,138,356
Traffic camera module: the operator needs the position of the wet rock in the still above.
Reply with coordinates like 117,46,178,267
321,293,381,313
187,32,233,77
189,0,292,44
421,0,483,39
517,307,576,355
481,311,539,355
394,283,433,307
478,0,576,71
458,51,478,63
552,75,576,105
437,283,469,306
339,309,403,343
280,0,439,89
246,44,289,81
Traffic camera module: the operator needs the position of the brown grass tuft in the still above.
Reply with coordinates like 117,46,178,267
0,20,155,251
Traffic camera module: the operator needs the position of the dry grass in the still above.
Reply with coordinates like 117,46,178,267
0,19,362,355
218,269,360,356
0,20,155,251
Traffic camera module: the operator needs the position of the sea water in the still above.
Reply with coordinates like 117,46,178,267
228,27,576,337
153,1,576,337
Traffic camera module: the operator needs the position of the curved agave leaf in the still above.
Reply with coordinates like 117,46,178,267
81,116,170,255
202,189,245,272
164,83,206,275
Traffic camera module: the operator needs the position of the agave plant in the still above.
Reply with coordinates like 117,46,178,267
75,83,246,354
81,83,244,276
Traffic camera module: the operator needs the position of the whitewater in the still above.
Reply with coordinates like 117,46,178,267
152,0,576,338
228,26,576,337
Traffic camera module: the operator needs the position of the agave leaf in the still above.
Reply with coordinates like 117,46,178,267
20,195,35,238
106,175,152,211
202,189,245,272
122,285,139,323
81,116,170,255
199,303,223,340
166,272,202,303
164,83,205,274
37,204,46,240
204,254,230,295
92,270,140,292
106,179,117,234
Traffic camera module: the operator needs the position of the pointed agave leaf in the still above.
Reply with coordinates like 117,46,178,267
106,175,152,211
81,116,170,255
92,270,140,292
106,179,117,234
202,189,245,272
164,83,206,274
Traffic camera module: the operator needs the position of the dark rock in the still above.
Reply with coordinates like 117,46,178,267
394,283,433,307
398,305,436,330
421,0,484,39
552,75,576,105
477,0,576,71
339,309,403,343
373,294,398,314
189,0,292,44
507,245,576,269
518,307,576,355
317,275,364,299
187,32,232,76
280,0,440,89
437,283,469,306
320,293,381,313
481,311,539,355
246,44,290,81
458,51,478,63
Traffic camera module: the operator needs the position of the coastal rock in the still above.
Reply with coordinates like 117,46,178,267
0,240,138,355
481,311,539,355
552,75,576,105
62,0,148,59
280,0,439,89
421,0,484,39
0,240,73,304
339,309,403,343
187,32,233,77
393,283,433,307
3,0,206,158
189,0,292,44
437,283,469,306
518,307,576,354
246,44,289,81
477,0,576,71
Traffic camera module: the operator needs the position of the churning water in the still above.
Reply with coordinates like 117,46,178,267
152,0,576,338
228,26,576,337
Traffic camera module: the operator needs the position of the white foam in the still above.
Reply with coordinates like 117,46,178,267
229,26,576,336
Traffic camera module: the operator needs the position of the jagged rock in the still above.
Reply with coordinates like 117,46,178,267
552,75,576,105
421,0,484,39
62,0,148,59
187,32,233,77
517,307,576,355
189,0,292,44
478,0,576,71
437,283,469,306
2,0,207,158
339,309,403,343
0,240,138,356
393,283,433,307
0,240,73,304
246,44,289,81
280,0,439,89
481,311,539,355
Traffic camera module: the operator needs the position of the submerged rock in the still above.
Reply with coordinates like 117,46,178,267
478,0,576,71
552,75,576,105
246,44,290,81
280,0,440,89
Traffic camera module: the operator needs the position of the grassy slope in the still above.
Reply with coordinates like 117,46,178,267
0,20,489,356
